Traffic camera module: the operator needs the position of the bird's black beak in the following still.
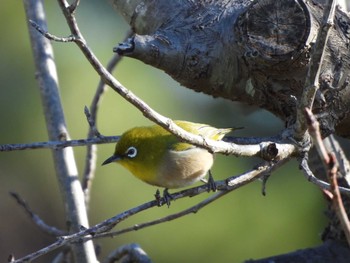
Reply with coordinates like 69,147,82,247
102,155,121,166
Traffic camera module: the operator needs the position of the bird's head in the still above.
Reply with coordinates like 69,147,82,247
102,126,170,182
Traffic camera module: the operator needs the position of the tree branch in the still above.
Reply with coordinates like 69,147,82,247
10,192,66,237
0,136,119,151
305,107,350,246
294,0,337,139
44,0,301,161
22,0,97,261
14,1,349,262
300,157,350,194
82,31,132,206
11,157,289,262
328,153,350,246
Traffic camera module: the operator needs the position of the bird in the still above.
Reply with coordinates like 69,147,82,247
102,120,234,206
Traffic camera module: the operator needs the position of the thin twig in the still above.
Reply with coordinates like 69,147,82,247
328,153,350,246
10,192,67,236
0,136,119,151
84,106,102,138
88,191,230,240
11,158,288,262
294,0,337,138
300,157,350,194
301,108,350,194
29,20,76,42
83,31,132,205
68,0,80,14
305,108,330,164
11,199,157,262
305,107,350,245
83,106,102,207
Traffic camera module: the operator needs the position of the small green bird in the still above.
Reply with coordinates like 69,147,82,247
102,120,233,204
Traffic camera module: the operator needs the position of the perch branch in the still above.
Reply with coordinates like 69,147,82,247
89,191,231,240
11,157,289,262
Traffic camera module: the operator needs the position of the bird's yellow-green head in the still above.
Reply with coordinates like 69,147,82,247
102,121,234,188
102,124,176,185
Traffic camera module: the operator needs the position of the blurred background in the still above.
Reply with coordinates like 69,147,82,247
0,1,330,262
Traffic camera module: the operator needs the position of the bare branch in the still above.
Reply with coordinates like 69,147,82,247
299,109,350,194
68,0,80,14
299,157,350,194
84,106,103,138
29,0,298,160
12,157,291,262
294,0,337,138
328,153,350,246
23,0,97,261
82,31,132,205
10,192,67,236
305,107,350,245
16,1,348,262
305,108,330,164
29,20,76,42
0,136,119,151
88,191,230,240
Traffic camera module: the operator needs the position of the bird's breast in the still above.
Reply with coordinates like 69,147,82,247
155,148,214,189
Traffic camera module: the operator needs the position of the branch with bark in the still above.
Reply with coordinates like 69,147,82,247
6,0,350,262
114,0,350,138
10,158,287,262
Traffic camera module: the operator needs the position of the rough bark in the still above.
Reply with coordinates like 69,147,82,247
113,0,350,138
112,0,350,261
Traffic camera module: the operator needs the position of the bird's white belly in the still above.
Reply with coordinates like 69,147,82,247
156,148,214,189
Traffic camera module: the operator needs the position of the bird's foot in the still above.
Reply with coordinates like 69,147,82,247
155,188,173,207
207,170,217,192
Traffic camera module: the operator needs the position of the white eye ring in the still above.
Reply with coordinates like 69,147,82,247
126,146,137,158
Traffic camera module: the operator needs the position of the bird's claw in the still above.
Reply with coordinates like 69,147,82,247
155,189,173,207
207,171,217,192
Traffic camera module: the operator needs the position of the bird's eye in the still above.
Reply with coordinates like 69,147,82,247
126,146,137,158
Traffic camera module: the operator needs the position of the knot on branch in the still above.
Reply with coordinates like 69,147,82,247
260,142,278,161
234,0,312,72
